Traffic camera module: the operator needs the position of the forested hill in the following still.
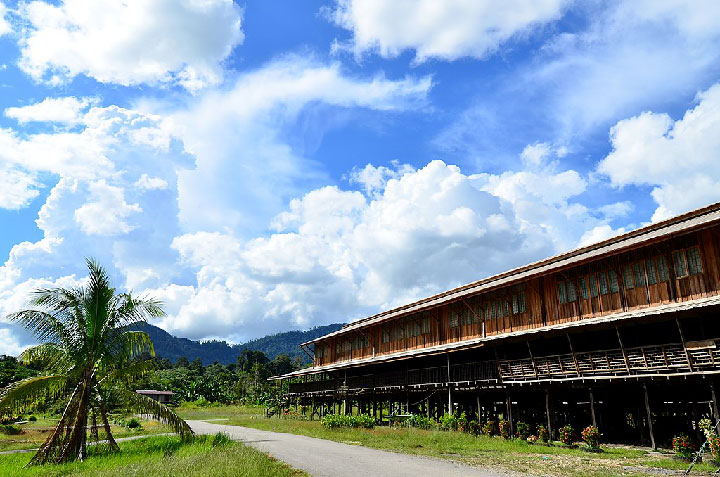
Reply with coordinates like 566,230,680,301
131,322,344,365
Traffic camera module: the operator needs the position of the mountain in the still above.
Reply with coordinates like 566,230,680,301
132,322,344,365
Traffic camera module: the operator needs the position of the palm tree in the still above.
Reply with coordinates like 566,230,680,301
0,259,192,465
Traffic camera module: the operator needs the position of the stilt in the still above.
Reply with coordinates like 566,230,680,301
643,383,656,450
476,394,481,422
506,391,514,437
711,381,719,423
545,388,553,438
447,354,453,415
589,387,597,427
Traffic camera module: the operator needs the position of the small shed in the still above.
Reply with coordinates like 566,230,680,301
135,389,174,403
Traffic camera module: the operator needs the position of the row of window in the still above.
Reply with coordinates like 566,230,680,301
381,317,431,343
449,291,527,328
557,247,703,304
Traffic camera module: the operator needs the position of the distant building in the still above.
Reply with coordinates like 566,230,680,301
135,389,174,403
273,202,720,449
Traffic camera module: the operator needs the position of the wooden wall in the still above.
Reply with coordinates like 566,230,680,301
313,225,720,367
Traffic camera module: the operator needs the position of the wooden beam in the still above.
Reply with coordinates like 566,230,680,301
589,387,597,428
676,318,695,372
545,388,553,438
566,334,582,377
615,326,631,373
643,383,656,450
447,353,453,415
711,381,719,424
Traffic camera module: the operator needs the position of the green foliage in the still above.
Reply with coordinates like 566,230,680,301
439,412,458,431
581,425,600,450
515,421,530,440
499,419,511,439
559,424,575,446
672,433,695,459
0,424,21,435
482,419,498,436
536,424,549,443
126,418,141,429
404,414,436,430
28,415,37,422
321,413,374,429
211,432,232,447
0,356,36,389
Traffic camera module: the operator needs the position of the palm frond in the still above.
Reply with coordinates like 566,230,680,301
121,389,193,439
0,375,67,418
18,343,69,372
98,359,154,387
7,309,73,346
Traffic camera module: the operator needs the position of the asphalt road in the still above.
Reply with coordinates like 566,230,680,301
188,420,517,477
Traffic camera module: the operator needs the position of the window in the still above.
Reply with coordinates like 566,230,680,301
589,275,598,297
517,292,526,313
579,277,589,299
633,262,645,288
412,321,421,337
623,266,634,289
363,336,370,348
382,328,390,343
599,273,609,295
336,343,341,354
566,280,577,302
397,324,404,340
491,301,498,319
687,247,703,275
422,317,430,334
485,303,491,321
503,300,509,317
558,281,567,304
512,294,519,314
673,250,688,277
657,257,669,282
450,312,459,328
609,270,620,293
645,259,657,285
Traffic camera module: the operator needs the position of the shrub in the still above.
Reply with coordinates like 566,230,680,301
527,434,538,444
212,432,232,447
439,412,458,431
709,436,720,459
499,419,511,439
673,433,695,459
405,414,436,430
0,424,22,435
28,415,37,422
581,425,601,450
456,412,469,433
515,421,530,440
482,420,498,436
127,417,142,429
321,413,374,429
559,424,574,446
466,420,481,436
536,424,549,444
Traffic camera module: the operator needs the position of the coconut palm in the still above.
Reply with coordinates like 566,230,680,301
0,259,192,465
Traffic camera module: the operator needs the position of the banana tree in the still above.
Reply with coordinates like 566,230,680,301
0,259,192,465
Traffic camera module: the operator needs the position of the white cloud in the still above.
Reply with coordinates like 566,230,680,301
347,161,415,196
5,96,93,124
0,164,40,210
74,180,142,236
135,174,168,191
330,0,568,62
0,2,11,37
0,328,29,357
16,0,243,90
598,83,720,222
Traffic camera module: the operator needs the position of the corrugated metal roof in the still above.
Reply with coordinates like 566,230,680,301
302,201,720,346
274,294,720,379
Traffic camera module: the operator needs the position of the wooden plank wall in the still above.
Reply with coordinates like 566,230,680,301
314,225,720,367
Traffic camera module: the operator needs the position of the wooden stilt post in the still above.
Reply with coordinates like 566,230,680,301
643,383,656,450
589,387,597,428
477,393,482,422
506,391,514,437
711,381,720,424
447,353,453,415
545,388,553,439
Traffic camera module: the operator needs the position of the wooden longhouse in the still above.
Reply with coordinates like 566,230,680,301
273,202,720,447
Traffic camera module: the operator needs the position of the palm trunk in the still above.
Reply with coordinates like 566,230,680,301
98,392,119,452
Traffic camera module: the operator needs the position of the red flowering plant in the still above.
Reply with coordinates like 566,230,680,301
559,424,575,446
536,424,549,444
581,425,601,451
672,433,695,459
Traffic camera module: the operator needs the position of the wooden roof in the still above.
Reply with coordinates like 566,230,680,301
302,201,720,346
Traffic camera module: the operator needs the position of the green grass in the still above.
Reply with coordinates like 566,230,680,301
0,415,171,452
177,404,717,476
0,434,306,477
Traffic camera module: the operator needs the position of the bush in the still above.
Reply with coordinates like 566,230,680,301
515,421,530,440
439,412,458,431
127,417,142,429
527,434,538,444
536,424,549,444
482,420,498,436
456,412,469,433
499,419,511,439
0,424,22,435
559,424,574,446
212,432,232,447
405,414,436,430
466,420,481,436
28,415,37,422
321,413,374,429
673,433,695,459
581,425,601,450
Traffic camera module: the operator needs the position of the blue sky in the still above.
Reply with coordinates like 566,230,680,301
1,0,720,354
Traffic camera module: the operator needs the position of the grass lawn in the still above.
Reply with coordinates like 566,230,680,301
0,434,306,477
0,415,172,452
177,404,719,476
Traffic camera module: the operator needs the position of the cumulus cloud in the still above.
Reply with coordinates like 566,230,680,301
598,82,720,221
5,96,94,124
0,2,11,37
74,180,142,236
16,0,243,90
330,0,567,62
0,164,40,210
135,174,168,191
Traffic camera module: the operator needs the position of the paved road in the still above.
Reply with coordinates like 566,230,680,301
188,420,517,477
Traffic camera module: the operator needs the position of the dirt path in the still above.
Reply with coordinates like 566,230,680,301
188,420,521,477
